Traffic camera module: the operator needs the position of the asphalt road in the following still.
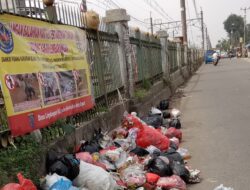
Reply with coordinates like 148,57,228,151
179,58,250,190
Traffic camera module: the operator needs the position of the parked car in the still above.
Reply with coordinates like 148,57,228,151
205,50,215,64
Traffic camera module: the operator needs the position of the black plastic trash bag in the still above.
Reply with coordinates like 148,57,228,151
79,141,101,154
78,129,103,153
130,147,150,157
142,115,163,128
163,111,171,119
47,152,80,181
159,99,169,110
170,161,190,183
169,140,178,151
147,156,172,177
169,118,181,129
161,148,184,164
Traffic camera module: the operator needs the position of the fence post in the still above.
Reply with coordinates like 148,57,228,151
44,5,58,23
104,9,134,98
157,30,170,78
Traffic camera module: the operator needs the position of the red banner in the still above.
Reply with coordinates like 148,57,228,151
8,96,94,137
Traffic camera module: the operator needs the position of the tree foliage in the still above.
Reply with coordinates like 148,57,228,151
224,14,244,45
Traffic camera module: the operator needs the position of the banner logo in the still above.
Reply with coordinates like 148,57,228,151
0,23,14,54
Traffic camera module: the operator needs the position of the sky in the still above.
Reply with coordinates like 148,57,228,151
86,0,250,48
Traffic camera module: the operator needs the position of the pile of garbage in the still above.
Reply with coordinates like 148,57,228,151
1,99,202,190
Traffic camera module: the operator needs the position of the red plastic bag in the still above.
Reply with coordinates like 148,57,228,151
166,127,182,141
122,114,144,130
76,152,94,164
146,173,160,184
170,137,180,148
136,124,170,151
18,173,37,190
1,183,22,190
156,175,186,190
1,173,37,190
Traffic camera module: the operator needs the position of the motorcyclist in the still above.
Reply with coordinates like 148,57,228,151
212,52,219,66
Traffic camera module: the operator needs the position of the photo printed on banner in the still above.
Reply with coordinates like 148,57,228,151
38,72,62,105
57,71,77,101
73,69,89,97
6,73,41,112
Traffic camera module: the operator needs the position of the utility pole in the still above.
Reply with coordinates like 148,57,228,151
205,27,209,50
180,0,188,45
240,7,250,46
150,12,154,35
201,8,205,50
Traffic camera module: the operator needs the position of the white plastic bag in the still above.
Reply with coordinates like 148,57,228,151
171,108,181,119
150,107,163,117
43,173,69,190
120,164,146,187
73,161,117,190
214,184,234,190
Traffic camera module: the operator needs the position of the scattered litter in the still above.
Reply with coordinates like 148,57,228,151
177,148,192,160
214,184,234,190
171,108,181,119
156,175,187,190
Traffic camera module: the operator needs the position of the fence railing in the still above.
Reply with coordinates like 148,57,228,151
130,33,162,83
168,42,178,73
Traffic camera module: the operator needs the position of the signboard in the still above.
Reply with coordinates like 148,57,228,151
240,37,243,43
0,14,94,136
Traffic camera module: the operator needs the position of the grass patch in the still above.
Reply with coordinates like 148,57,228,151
0,135,45,187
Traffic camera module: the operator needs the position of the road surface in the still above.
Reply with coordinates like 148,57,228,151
179,58,250,190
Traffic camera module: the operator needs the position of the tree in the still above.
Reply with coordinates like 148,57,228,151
224,14,244,46
216,38,230,51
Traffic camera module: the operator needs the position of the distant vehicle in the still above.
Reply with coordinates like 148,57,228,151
205,50,215,64
220,51,228,58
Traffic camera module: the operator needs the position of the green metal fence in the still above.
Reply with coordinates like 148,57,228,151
130,34,162,83
168,42,178,73
180,45,185,66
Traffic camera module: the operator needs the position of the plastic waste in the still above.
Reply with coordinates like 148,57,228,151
2,173,38,190
170,161,190,183
76,152,93,164
114,150,128,169
156,175,186,190
162,111,171,119
1,183,22,190
170,109,181,119
146,145,161,156
141,115,163,128
177,148,191,160
130,147,150,157
17,173,37,190
169,118,182,129
159,99,169,110
121,164,146,187
186,168,201,184
42,173,69,190
166,127,182,141
161,148,184,164
146,173,160,184
112,127,128,139
149,107,163,117
136,124,170,151
73,161,117,190
147,156,172,177
214,184,234,190
170,137,180,149
49,179,79,190
77,129,103,153
48,154,80,181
